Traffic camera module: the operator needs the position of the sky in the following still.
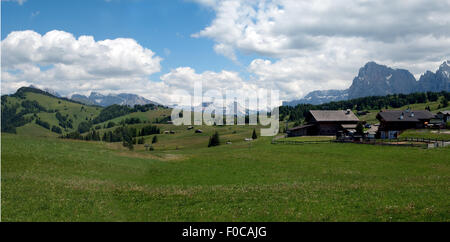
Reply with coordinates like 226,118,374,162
1,0,450,105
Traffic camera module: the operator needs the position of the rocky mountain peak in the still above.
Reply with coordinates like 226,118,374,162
348,61,417,99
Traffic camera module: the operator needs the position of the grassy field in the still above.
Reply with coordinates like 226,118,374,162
2,131,449,222
279,136,336,142
399,129,450,140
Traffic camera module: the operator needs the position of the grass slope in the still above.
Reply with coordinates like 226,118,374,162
2,132,449,222
3,92,102,134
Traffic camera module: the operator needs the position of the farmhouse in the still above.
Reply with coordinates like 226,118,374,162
287,110,360,137
436,110,450,123
376,110,434,139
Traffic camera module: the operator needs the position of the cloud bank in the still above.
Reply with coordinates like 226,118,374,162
192,0,450,99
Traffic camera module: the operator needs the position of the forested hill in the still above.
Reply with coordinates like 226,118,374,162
279,91,450,122
1,87,168,135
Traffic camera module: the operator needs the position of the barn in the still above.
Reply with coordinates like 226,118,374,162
287,110,360,137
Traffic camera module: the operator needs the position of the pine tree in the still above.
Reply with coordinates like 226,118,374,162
208,131,220,147
441,96,449,108
152,135,158,144
138,137,145,144
356,122,364,135
252,129,257,139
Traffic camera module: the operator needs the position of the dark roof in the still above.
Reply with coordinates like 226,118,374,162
309,110,359,122
377,110,434,122
288,124,315,131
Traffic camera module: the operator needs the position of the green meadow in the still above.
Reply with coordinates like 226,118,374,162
2,131,449,222
2,89,450,221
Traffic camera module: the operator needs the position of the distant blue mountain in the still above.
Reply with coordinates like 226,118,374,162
70,92,160,107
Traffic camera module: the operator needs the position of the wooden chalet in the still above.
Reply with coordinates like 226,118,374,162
287,110,360,137
376,110,434,139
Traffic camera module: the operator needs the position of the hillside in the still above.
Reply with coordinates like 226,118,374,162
1,87,102,134
1,87,171,137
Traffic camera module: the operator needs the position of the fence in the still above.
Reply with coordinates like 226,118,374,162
272,137,450,149
271,140,334,145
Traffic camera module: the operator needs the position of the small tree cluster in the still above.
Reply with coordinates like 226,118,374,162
138,137,145,144
35,119,50,130
208,131,220,147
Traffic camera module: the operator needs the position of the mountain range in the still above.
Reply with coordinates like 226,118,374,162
284,60,450,106
69,92,160,107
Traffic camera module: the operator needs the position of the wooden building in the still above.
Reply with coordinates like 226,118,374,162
376,110,434,139
287,110,360,137
436,110,450,123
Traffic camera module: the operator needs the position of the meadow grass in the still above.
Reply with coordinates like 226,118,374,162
399,129,450,140
279,136,335,142
2,132,449,222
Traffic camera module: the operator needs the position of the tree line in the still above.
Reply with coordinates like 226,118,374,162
279,91,450,122
62,124,161,150
92,103,165,124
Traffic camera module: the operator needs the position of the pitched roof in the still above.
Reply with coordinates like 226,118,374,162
288,124,315,131
438,110,450,115
377,110,434,122
309,110,359,122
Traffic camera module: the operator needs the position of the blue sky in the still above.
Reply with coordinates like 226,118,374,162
1,0,449,104
1,0,246,74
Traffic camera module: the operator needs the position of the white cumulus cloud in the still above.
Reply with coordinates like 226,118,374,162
1,30,162,97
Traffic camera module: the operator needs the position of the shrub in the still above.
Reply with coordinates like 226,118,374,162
51,125,62,134
107,121,116,128
36,119,50,130
77,121,92,134
138,137,145,144
356,123,364,135
208,131,220,147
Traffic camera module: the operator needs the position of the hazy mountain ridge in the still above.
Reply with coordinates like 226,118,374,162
70,92,160,107
283,89,349,106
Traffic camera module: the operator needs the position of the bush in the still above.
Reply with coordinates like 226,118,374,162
107,121,116,128
208,131,220,147
36,119,50,130
152,135,158,144
77,121,92,134
138,137,145,144
356,123,364,135
51,125,62,134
